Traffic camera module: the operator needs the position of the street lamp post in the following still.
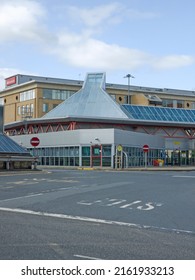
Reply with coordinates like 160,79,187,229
124,74,135,104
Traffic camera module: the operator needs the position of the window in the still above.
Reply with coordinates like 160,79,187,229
110,94,116,100
177,100,184,108
102,145,111,156
82,146,90,156
191,102,195,109
43,89,76,100
21,105,25,115
20,105,33,117
162,99,184,108
20,90,35,101
17,106,21,115
30,104,34,113
43,103,49,113
34,146,80,167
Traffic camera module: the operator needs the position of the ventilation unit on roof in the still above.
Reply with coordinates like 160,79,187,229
145,94,162,105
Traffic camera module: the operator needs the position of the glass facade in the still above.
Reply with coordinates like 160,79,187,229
165,149,195,166
121,146,164,167
123,105,195,122
42,89,76,100
30,145,112,167
28,144,195,168
30,146,80,166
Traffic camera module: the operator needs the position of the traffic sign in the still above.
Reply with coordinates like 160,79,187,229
30,137,40,147
143,144,149,153
117,144,123,152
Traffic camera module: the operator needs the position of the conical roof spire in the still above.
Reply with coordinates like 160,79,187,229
42,72,129,120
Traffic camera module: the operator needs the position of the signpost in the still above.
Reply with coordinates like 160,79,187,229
143,144,149,153
143,144,149,168
30,137,40,169
115,145,123,169
30,137,40,147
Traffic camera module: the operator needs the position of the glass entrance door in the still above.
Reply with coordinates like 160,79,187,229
91,145,102,167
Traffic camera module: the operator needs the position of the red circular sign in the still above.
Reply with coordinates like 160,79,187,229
30,137,40,147
143,144,149,153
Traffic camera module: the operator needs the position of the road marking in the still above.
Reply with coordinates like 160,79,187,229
0,207,194,235
173,175,195,178
49,243,66,257
77,201,92,206
74,254,103,260
77,199,102,206
107,199,126,206
6,180,38,185
0,206,140,227
120,200,142,209
0,193,43,202
137,202,155,211
0,171,47,177
77,198,162,211
4,178,78,186
1,186,14,189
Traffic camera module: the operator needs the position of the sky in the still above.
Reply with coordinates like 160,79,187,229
0,0,195,91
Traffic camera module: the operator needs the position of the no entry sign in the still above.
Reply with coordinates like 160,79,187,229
143,144,149,153
30,137,40,147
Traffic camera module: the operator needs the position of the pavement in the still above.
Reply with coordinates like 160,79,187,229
1,165,195,173
43,165,195,172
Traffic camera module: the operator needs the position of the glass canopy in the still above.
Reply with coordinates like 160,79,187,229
122,105,195,123
0,133,28,154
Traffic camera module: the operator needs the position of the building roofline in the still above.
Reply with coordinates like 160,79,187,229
1,73,195,97
4,115,195,130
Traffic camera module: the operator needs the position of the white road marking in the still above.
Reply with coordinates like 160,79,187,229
172,175,195,178
137,202,155,211
77,201,93,206
77,199,102,206
0,207,194,235
77,198,163,211
49,243,66,257
107,199,126,206
0,171,47,177
5,178,78,185
0,207,140,227
120,200,142,209
1,186,14,189
74,254,103,260
6,181,38,185
0,193,43,202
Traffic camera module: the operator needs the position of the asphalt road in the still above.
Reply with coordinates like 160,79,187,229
0,169,194,260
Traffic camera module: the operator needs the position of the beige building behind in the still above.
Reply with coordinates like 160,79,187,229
1,74,195,124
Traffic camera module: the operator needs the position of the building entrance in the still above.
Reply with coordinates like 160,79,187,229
91,145,102,167
165,149,195,166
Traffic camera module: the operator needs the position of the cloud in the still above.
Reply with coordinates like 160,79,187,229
126,9,158,20
0,67,36,90
0,68,20,90
153,55,195,70
0,0,46,42
67,3,123,28
53,33,150,70
52,32,194,72
0,0,194,77
36,2,195,72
